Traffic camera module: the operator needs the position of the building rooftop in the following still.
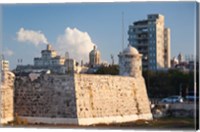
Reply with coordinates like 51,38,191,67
133,20,148,25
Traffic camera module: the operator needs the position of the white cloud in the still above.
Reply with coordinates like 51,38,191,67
3,48,14,56
16,28,48,46
56,27,96,63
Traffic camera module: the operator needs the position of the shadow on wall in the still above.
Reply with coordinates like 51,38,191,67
14,74,78,124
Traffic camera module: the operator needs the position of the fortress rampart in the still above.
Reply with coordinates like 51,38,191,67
1,45,152,125
14,73,152,125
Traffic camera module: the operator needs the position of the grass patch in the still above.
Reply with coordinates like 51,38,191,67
4,117,196,130
92,117,195,129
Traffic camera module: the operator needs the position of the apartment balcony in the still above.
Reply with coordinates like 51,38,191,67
135,29,149,34
139,49,148,53
137,43,148,47
136,37,149,40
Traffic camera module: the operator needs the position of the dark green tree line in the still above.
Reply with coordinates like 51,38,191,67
93,65,195,98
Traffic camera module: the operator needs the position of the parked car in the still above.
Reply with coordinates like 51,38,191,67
185,91,199,102
160,96,184,103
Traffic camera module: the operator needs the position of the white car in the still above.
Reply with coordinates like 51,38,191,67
160,96,183,103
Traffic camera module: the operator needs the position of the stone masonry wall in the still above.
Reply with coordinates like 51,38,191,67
0,71,15,124
74,74,152,125
14,73,152,125
14,74,77,119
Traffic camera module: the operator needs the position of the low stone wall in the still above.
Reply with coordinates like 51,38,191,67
152,103,197,118
14,73,152,125
0,71,15,124
14,74,77,119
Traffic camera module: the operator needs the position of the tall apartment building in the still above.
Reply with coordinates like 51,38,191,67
128,14,171,70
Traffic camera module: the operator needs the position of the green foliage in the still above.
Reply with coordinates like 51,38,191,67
94,65,119,75
143,69,194,98
93,65,194,98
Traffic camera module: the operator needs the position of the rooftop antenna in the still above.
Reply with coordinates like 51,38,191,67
122,12,125,51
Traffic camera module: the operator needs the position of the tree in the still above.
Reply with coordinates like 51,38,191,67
143,69,194,98
94,65,119,75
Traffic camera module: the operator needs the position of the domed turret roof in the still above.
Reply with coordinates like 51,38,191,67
123,45,139,55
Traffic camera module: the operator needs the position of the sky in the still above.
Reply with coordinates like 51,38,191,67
0,2,197,70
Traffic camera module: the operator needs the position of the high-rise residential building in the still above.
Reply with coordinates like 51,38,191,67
164,28,171,68
128,14,171,70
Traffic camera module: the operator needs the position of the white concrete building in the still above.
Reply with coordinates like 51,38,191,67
34,44,65,67
15,44,88,74
128,14,171,70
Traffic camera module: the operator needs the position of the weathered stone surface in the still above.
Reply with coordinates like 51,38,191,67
14,73,152,125
14,74,77,118
74,74,152,125
0,71,15,124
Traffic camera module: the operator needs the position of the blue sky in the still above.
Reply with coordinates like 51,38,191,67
1,2,197,69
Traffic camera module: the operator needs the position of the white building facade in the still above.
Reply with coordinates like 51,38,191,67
15,44,87,74
128,14,171,70
34,44,65,67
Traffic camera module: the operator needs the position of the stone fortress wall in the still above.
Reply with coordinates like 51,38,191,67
14,74,78,124
74,74,152,125
0,70,15,124
1,45,152,125
14,73,152,125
